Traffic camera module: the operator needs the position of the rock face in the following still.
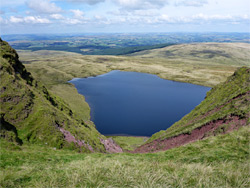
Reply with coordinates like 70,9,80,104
100,138,123,153
0,38,107,152
134,67,250,153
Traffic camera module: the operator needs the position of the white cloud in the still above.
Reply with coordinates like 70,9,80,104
107,13,250,26
64,0,105,5
94,15,107,21
70,9,84,19
131,9,158,17
9,16,23,23
24,16,51,23
156,13,250,24
175,0,208,7
65,18,82,24
9,16,51,24
192,13,233,21
189,13,250,25
113,0,168,10
158,14,174,23
50,14,64,19
108,9,158,17
0,16,8,24
27,0,62,14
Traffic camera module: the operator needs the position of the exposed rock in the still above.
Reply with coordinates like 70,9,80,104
100,138,123,153
132,115,247,153
59,127,94,152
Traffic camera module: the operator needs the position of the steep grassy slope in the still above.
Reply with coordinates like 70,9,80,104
135,67,250,153
0,39,107,152
1,126,249,187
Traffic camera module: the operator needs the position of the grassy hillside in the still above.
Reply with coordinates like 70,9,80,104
1,126,249,187
129,43,250,66
0,38,107,152
136,67,250,152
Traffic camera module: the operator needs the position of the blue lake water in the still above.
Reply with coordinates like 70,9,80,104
69,70,210,136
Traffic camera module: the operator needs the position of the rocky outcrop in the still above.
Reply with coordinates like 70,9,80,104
100,138,123,153
59,128,94,152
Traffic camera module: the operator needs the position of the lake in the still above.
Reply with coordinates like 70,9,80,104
69,70,210,136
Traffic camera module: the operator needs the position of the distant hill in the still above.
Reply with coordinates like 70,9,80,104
134,67,250,153
128,43,250,67
0,38,122,152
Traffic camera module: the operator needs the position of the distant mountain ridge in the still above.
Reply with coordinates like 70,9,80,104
0,38,117,152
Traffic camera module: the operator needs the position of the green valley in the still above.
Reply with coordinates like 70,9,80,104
1,35,250,188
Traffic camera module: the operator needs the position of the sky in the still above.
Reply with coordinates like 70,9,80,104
0,0,249,34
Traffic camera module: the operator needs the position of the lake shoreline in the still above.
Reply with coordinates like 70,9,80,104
105,134,150,138
70,70,210,136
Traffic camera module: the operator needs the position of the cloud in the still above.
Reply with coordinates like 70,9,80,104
9,16,23,23
190,13,250,25
113,0,168,10
175,0,208,7
26,0,62,14
50,14,64,19
0,16,8,24
64,18,82,24
9,16,51,24
108,9,158,18
70,9,84,19
155,13,250,25
191,13,235,23
64,0,105,5
106,13,250,26
0,10,5,14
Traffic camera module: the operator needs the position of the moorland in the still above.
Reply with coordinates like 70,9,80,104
1,33,250,187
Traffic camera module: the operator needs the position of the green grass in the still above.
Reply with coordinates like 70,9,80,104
148,67,250,142
109,136,148,151
1,126,249,188
0,39,106,152
49,83,91,121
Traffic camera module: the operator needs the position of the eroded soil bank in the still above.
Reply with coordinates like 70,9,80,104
132,115,248,153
